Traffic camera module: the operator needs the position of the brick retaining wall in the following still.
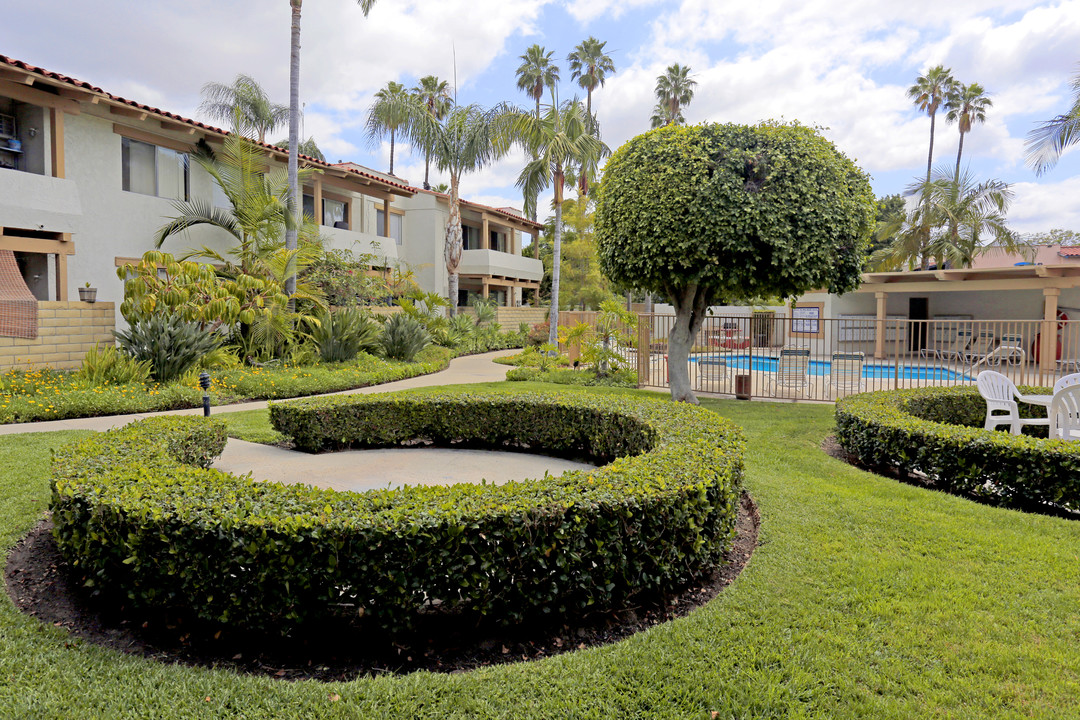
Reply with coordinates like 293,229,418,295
0,301,115,371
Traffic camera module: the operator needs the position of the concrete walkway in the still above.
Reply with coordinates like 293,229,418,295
0,349,517,436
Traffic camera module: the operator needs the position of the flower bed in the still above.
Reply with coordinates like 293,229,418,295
51,389,744,635
835,386,1080,509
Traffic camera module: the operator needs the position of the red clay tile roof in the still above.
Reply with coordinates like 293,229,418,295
412,187,541,230
0,54,413,195
1059,247,1080,257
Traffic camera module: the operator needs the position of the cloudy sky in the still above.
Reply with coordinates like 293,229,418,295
4,0,1080,233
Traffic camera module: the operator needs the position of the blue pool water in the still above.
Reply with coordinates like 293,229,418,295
692,354,971,381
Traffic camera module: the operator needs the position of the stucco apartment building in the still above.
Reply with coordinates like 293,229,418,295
0,54,542,368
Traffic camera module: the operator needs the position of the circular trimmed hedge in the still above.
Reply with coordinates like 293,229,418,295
835,386,1080,509
51,389,745,634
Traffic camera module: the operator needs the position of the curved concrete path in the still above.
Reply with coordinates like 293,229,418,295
0,349,517,436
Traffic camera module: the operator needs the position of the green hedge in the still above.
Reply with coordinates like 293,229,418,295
835,386,1080,509
51,390,745,635
505,366,638,387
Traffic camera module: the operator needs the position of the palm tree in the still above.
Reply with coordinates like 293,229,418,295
649,102,684,129
407,104,512,315
1025,65,1080,176
652,63,696,128
413,75,453,189
907,65,956,270
286,0,377,299
365,81,415,175
945,82,992,180
515,45,560,120
199,74,288,144
510,100,607,346
567,37,615,117
874,168,1025,270
273,136,325,161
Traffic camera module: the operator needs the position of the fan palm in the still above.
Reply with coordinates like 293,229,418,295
413,75,453,189
286,0,377,299
365,81,416,176
199,74,288,144
567,37,615,117
509,100,607,346
1025,65,1080,176
945,82,992,180
652,64,696,128
515,45,560,120
407,103,512,315
274,135,325,161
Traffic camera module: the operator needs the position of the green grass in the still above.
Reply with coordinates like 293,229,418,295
2,385,1080,718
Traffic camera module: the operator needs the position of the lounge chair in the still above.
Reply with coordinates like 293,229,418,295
921,326,967,360
961,330,996,364
944,329,975,363
768,347,811,397
696,356,731,388
829,352,864,397
1058,353,1080,373
976,370,1050,435
1049,385,1080,441
988,334,1026,366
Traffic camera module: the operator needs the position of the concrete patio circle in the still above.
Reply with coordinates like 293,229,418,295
213,439,595,493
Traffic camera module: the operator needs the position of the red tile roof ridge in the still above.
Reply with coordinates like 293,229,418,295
411,187,541,229
0,54,413,194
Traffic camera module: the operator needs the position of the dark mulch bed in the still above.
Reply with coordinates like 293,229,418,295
5,493,759,682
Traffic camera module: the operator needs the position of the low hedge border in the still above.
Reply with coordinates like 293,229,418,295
505,366,638,387
51,389,745,635
835,386,1080,509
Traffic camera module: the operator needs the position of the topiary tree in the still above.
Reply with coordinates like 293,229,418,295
595,121,875,403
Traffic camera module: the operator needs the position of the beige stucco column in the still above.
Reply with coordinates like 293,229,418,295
481,216,490,250
875,291,887,359
1042,287,1061,377
312,177,322,225
382,198,390,237
50,108,65,179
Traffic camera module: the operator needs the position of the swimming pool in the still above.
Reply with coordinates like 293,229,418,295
692,354,972,381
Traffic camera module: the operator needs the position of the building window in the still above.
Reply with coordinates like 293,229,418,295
302,193,315,221
323,197,348,229
489,229,507,252
462,225,482,250
121,137,189,200
376,209,403,244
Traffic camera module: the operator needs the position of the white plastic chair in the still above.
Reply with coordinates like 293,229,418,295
1049,385,1080,440
1053,372,1080,395
829,352,864,397
976,370,1050,435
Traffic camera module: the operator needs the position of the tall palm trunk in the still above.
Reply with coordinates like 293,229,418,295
920,111,938,271
955,130,966,182
423,152,431,189
546,166,564,347
389,129,396,175
285,0,301,299
445,174,463,317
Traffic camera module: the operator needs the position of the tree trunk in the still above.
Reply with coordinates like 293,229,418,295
955,130,965,182
668,283,709,404
921,111,937,272
423,152,431,190
285,0,302,299
546,172,564,347
445,174,463,317
389,129,395,175
645,293,653,314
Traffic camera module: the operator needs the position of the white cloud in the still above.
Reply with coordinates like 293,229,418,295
564,0,664,24
1010,176,1080,233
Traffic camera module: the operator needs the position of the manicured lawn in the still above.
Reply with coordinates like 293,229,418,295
2,385,1079,718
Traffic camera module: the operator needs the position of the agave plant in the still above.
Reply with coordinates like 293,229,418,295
309,308,381,363
379,313,431,362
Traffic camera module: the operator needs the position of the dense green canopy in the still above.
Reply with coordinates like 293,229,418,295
596,121,875,305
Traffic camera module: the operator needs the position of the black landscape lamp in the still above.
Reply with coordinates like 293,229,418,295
199,372,211,417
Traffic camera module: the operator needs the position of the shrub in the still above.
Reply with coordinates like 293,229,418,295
115,315,223,383
309,308,381,363
506,366,638,387
379,312,431,361
527,322,550,347
76,344,152,385
52,389,745,635
835,386,1080,509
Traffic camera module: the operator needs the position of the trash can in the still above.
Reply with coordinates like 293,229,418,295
735,374,751,400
